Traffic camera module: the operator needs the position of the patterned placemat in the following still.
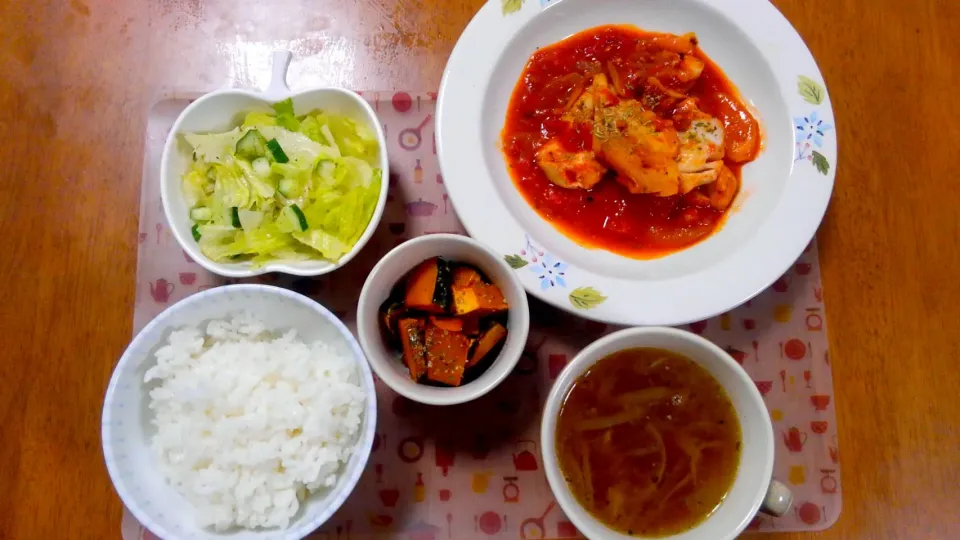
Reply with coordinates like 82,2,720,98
123,92,839,540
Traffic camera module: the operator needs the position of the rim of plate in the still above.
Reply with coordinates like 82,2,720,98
436,0,836,326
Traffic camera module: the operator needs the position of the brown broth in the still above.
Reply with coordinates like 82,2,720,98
556,348,741,537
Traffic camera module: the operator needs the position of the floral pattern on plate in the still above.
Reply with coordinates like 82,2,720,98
795,76,834,175
505,235,607,309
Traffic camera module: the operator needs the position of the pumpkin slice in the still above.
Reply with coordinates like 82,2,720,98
429,315,464,333
460,315,482,336
452,265,484,288
468,322,508,368
453,280,509,316
425,323,471,386
379,300,407,345
404,257,453,313
398,318,427,381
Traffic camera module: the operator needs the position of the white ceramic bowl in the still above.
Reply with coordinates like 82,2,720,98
541,327,792,540
160,50,389,278
357,234,530,405
101,284,377,540
437,0,836,326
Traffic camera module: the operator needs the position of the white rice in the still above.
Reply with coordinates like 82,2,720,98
144,313,365,531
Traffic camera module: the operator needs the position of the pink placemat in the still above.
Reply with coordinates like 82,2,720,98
124,92,840,540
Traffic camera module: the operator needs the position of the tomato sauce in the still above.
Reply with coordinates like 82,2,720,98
501,25,760,258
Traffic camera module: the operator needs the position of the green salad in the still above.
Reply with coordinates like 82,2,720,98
180,98,382,265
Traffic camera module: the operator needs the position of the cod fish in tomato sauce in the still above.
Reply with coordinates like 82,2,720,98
502,25,761,258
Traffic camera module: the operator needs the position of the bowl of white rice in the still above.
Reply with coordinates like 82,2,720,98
101,284,376,540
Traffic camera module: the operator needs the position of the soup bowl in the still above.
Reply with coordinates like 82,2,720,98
540,327,792,540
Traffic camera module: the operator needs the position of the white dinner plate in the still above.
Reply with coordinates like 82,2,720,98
437,0,836,326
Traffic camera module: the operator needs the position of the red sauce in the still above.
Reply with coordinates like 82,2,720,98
502,25,761,258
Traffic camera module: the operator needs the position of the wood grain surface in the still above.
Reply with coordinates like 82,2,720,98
1,0,958,538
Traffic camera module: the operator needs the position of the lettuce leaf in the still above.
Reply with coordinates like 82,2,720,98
314,113,379,160
292,229,350,260
242,112,277,129
184,128,243,163
235,159,276,199
299,116,323,143
271,98,301,132
209,163,251,209
181,168,208,209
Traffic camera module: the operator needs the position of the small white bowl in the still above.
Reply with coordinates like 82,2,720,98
101,284,377,540
541,327,792,540
357,234,530,406
160,50,389,278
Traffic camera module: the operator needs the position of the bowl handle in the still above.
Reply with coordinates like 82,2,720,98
760,479,794,517
264,49,293,100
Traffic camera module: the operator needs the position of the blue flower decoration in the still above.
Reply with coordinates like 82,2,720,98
794,111,833,148
529,253,567,290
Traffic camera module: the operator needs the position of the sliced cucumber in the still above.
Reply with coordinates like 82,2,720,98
278,177,298,198
266,138,290,163
237,209,264,231
190,207,213,221
281,204,309,232
235,129,267,160
251,157,271,177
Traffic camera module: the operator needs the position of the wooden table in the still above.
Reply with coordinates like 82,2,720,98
2,0,958,538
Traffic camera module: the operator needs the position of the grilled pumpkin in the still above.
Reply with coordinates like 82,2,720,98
404,257,453,313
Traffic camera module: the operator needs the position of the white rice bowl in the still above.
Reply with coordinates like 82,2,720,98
145,313,365,531
102,285,377,540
